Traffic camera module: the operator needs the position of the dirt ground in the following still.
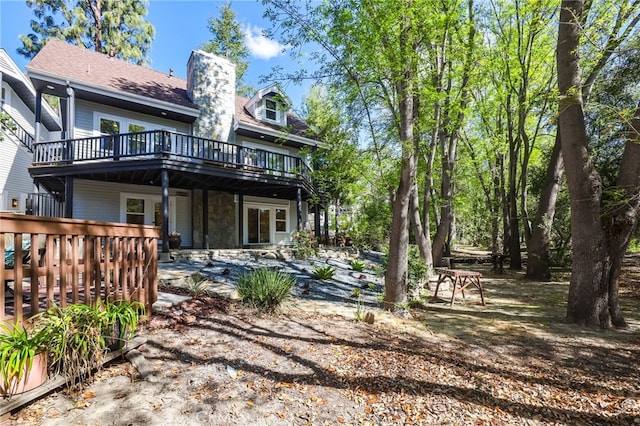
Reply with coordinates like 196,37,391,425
5,256,640,425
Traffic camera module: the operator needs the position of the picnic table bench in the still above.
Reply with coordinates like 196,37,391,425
433,267,485,306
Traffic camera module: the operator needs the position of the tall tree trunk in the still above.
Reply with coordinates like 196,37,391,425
384,76,416,311
557,0,638,328
432,131,455,266
526,133,564,280
411,181,432,270
499,154,510,255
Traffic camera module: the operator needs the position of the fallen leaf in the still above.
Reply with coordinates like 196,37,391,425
82,391,95,399
114,392,127,400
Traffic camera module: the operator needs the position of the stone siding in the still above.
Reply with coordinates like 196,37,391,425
187,50,236,141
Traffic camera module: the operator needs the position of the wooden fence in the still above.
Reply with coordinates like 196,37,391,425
1,213,159,322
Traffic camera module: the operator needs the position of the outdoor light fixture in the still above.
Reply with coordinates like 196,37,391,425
11,198,18,208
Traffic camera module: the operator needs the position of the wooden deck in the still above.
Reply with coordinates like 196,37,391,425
1,213,159,322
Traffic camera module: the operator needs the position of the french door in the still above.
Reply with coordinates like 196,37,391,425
247,207,270,244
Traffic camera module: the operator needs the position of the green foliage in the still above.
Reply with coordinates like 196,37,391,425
103,300,145,350
201,1,251,93
36,302,109,390
19,0,154,64
0,321,49,396
293,230,318,259
186,273,210,298
311,265,336,280
350,259,366,272
236,267,296,313
352,289,363,321
379,245,428,299
628,238,640,253
351,197,391,251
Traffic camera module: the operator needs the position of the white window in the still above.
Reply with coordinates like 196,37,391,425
275,208,287,232
244,203,290,245
265,99,277,121
120,193,176,235
94,112,174,154
1,82,11,108
261,97,286,125
125,198,145,224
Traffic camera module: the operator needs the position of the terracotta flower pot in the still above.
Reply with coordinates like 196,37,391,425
0,352,48,397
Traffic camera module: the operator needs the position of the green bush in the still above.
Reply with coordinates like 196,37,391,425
236,268,296,313
36,302,108,390
186,273,209,298
311,265,336,280
350,259,366,272
294,230,318,259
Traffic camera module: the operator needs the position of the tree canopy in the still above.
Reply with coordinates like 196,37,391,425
201,1,251,94
18,0,154,64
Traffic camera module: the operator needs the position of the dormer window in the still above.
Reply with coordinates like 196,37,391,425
245,84,292,126
261,97,287,125
265,99,278,121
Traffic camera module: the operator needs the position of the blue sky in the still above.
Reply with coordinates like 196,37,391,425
0,0,314,110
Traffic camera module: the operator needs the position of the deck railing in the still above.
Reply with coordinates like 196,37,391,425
1,213,159,323
0,107,35,152
32,130,312,181
25,192,65,217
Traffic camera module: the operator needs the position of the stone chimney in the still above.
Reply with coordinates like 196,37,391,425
187,50,236,141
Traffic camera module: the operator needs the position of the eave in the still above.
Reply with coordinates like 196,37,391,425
233,118,321,149
26,68,200,124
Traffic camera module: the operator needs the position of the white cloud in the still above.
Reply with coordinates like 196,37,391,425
244,25,285,60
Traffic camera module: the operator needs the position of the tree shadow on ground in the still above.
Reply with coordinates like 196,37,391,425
142,297,639,425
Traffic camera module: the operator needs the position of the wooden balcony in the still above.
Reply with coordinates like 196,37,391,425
31,130,315,200
1,213,159,322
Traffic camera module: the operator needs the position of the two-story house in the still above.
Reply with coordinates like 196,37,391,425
22,40,321,255
0,48,62,216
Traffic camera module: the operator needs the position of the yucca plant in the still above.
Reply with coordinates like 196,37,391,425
350,259,366,272
311,265,336,280
186,273,209,298
236,267,296,313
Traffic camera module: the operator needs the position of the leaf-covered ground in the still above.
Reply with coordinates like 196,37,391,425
7,261,640,425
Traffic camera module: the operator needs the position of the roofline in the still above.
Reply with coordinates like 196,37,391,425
233,118,321,148
26,67,201,118
0,49,62,130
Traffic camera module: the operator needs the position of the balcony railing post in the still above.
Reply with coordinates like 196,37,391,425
63,139,74,163
161,130,169,158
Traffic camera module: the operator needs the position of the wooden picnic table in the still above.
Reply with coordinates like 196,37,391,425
433,268,485,306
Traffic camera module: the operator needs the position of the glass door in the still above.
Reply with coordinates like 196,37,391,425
247,208,270,244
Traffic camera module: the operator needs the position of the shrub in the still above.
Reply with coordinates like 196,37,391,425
311,265,336,280
294,230,317,259
186,273,209,298
236,268,296,313
36,302,108,390
103,300,145,351
350,259,366,272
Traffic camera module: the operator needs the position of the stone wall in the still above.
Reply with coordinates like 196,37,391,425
208,190,236,248
187,50,236,142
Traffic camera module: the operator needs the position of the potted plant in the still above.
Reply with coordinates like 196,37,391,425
38,302,108,390
168,231,181,249
0,320,49,398
103,299,146,351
